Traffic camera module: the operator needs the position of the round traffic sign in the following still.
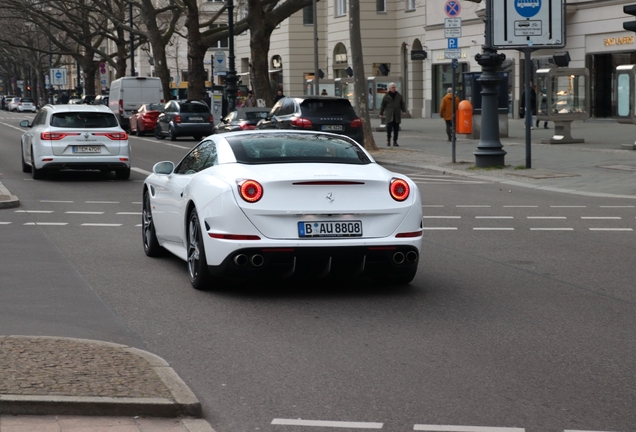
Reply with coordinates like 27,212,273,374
445,0,461,18
515,0,541,18
55,71,62,79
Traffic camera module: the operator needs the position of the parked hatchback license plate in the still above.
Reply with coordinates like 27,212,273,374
298,220,362,238
189,116,203,121
321,125,343,131
73,146,101,153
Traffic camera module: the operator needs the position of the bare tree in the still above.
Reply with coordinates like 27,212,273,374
349,0,376,150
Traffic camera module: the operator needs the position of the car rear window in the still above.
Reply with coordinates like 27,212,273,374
147,103,164,111
21,98,34,103
244,111,268,120
300,99,356,116
227,133,371,165
51,112,119,128
180,103,209,114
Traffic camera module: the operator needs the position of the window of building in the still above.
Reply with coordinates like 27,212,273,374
405,0,416,11
210,24,229,48
303,5,314,25
181,70,188,83
336,0,346,17
376,0,386,12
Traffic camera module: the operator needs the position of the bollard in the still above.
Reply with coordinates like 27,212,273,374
457,100,473,134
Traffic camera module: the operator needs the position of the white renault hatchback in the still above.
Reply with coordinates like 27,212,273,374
20,104,131,180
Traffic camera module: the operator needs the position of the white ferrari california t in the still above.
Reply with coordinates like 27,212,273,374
142,130,423,289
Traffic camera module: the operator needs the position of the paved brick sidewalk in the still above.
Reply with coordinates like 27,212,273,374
0,415,213,431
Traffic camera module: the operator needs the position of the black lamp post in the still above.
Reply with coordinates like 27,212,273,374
225,0,238,112
130,2,136,76
473,0,506,167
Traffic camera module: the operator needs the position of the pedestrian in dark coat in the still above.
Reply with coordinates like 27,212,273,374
379,83,406,147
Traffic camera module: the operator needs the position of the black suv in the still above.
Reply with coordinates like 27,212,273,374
154,100,215,141
256,96,363,143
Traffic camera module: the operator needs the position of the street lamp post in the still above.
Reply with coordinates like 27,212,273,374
225,0,238,112
473,0,507,167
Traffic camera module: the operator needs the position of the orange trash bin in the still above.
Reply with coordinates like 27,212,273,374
457,100,473,134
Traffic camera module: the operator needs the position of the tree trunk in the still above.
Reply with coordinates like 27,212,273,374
184,0,206,101
349,0,377,150
248,3,273,107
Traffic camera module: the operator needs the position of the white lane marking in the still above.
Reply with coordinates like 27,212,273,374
135,224,142,227
475,216,513,219
414,426,524,432
116,212,142,215
530,228,574,231
423,216,461,219
271,419,383,429
135,137,191,149
423,227,458,230
551,205,586,208
564,430,618,432
23,222,68,226
457,205,491,208
0,222,13,225
15,210,53,213
473,227,514,231
66,211,105,215
527,216,567,219
581,217,621,220
164,143,191,149
599,206,634,208
81,223,123,227
422,205,444,208
85,201,120,204
132,167,152,176
40,200,74,203
589,228,633,231
504,205,538,208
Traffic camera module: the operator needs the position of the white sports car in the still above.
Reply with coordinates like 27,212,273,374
142,130,423,289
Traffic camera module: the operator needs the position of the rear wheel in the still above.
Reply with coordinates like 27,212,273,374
142,190,163,257
154,125,165,140
31,151,44,180
115,167,131,180
169,126,177,141
187,208,213,290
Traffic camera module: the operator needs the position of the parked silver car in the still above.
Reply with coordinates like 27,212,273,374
19,104,131,180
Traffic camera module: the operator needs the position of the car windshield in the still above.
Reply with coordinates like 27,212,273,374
180,103,209,114
299,99,357,116
227,133,371,165
244,111,269,120
147,103,164,111
51,112,119,128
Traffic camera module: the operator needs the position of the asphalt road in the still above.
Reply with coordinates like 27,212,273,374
0,112,635,432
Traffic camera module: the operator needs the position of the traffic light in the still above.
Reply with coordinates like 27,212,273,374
624,4,636,32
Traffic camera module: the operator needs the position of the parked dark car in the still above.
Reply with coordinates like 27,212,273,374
154,100,214,141
131,103,164,136
214,107,269,133
94,95,109,106
256,96,363,143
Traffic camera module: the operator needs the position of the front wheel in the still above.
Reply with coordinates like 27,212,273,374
169,126,177,141
187,208,213,290
155,125,165,140
142,190,163,257
21,145,30,173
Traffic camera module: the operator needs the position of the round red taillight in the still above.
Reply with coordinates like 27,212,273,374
238,180,263,203
390,178,410,201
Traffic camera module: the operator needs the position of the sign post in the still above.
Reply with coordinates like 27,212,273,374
444,0,462,162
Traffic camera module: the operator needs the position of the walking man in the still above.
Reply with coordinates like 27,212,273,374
440,87,460,142
379,83,406,147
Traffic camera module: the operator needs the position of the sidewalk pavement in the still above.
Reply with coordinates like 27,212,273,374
0,336,214,431
0,116,635,431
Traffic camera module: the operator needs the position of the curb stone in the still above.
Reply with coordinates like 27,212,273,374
0,180,20,209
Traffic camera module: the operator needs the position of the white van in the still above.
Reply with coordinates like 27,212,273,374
108,77,164,131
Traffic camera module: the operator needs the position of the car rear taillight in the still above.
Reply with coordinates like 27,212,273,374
290,117,313,128
239,122,255,130
237,179,263,203
209,116,215,124
118,99,123,115
351,118,363,128
174,115,181,124
41,132,81,140
390,178,410,201
93,132,128,140
18,102,22,106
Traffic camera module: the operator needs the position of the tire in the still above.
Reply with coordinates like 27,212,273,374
21,145,30,173
169,126,177,141
31,151,44,180
187,208,213,290
115,167,131,180
142,190,163,257
193,135,202,141
155,125,165,140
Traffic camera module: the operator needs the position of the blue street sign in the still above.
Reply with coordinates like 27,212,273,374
445,0,461,17
452,59,459,69
515,0,541,18
447,38,458,49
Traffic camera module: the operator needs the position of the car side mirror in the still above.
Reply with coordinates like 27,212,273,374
153,161,175,175
19,120,31,128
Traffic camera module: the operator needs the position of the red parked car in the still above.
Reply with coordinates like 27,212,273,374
130,103,165,136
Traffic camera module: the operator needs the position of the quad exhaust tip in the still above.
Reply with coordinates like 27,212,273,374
234,254,248,267
251,254,264,267
392,252,405,264
406,251,418,263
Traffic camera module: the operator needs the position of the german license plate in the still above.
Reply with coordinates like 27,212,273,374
73,146,101,153
298,220,362,238
321,125,343,131
189,116,203,121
